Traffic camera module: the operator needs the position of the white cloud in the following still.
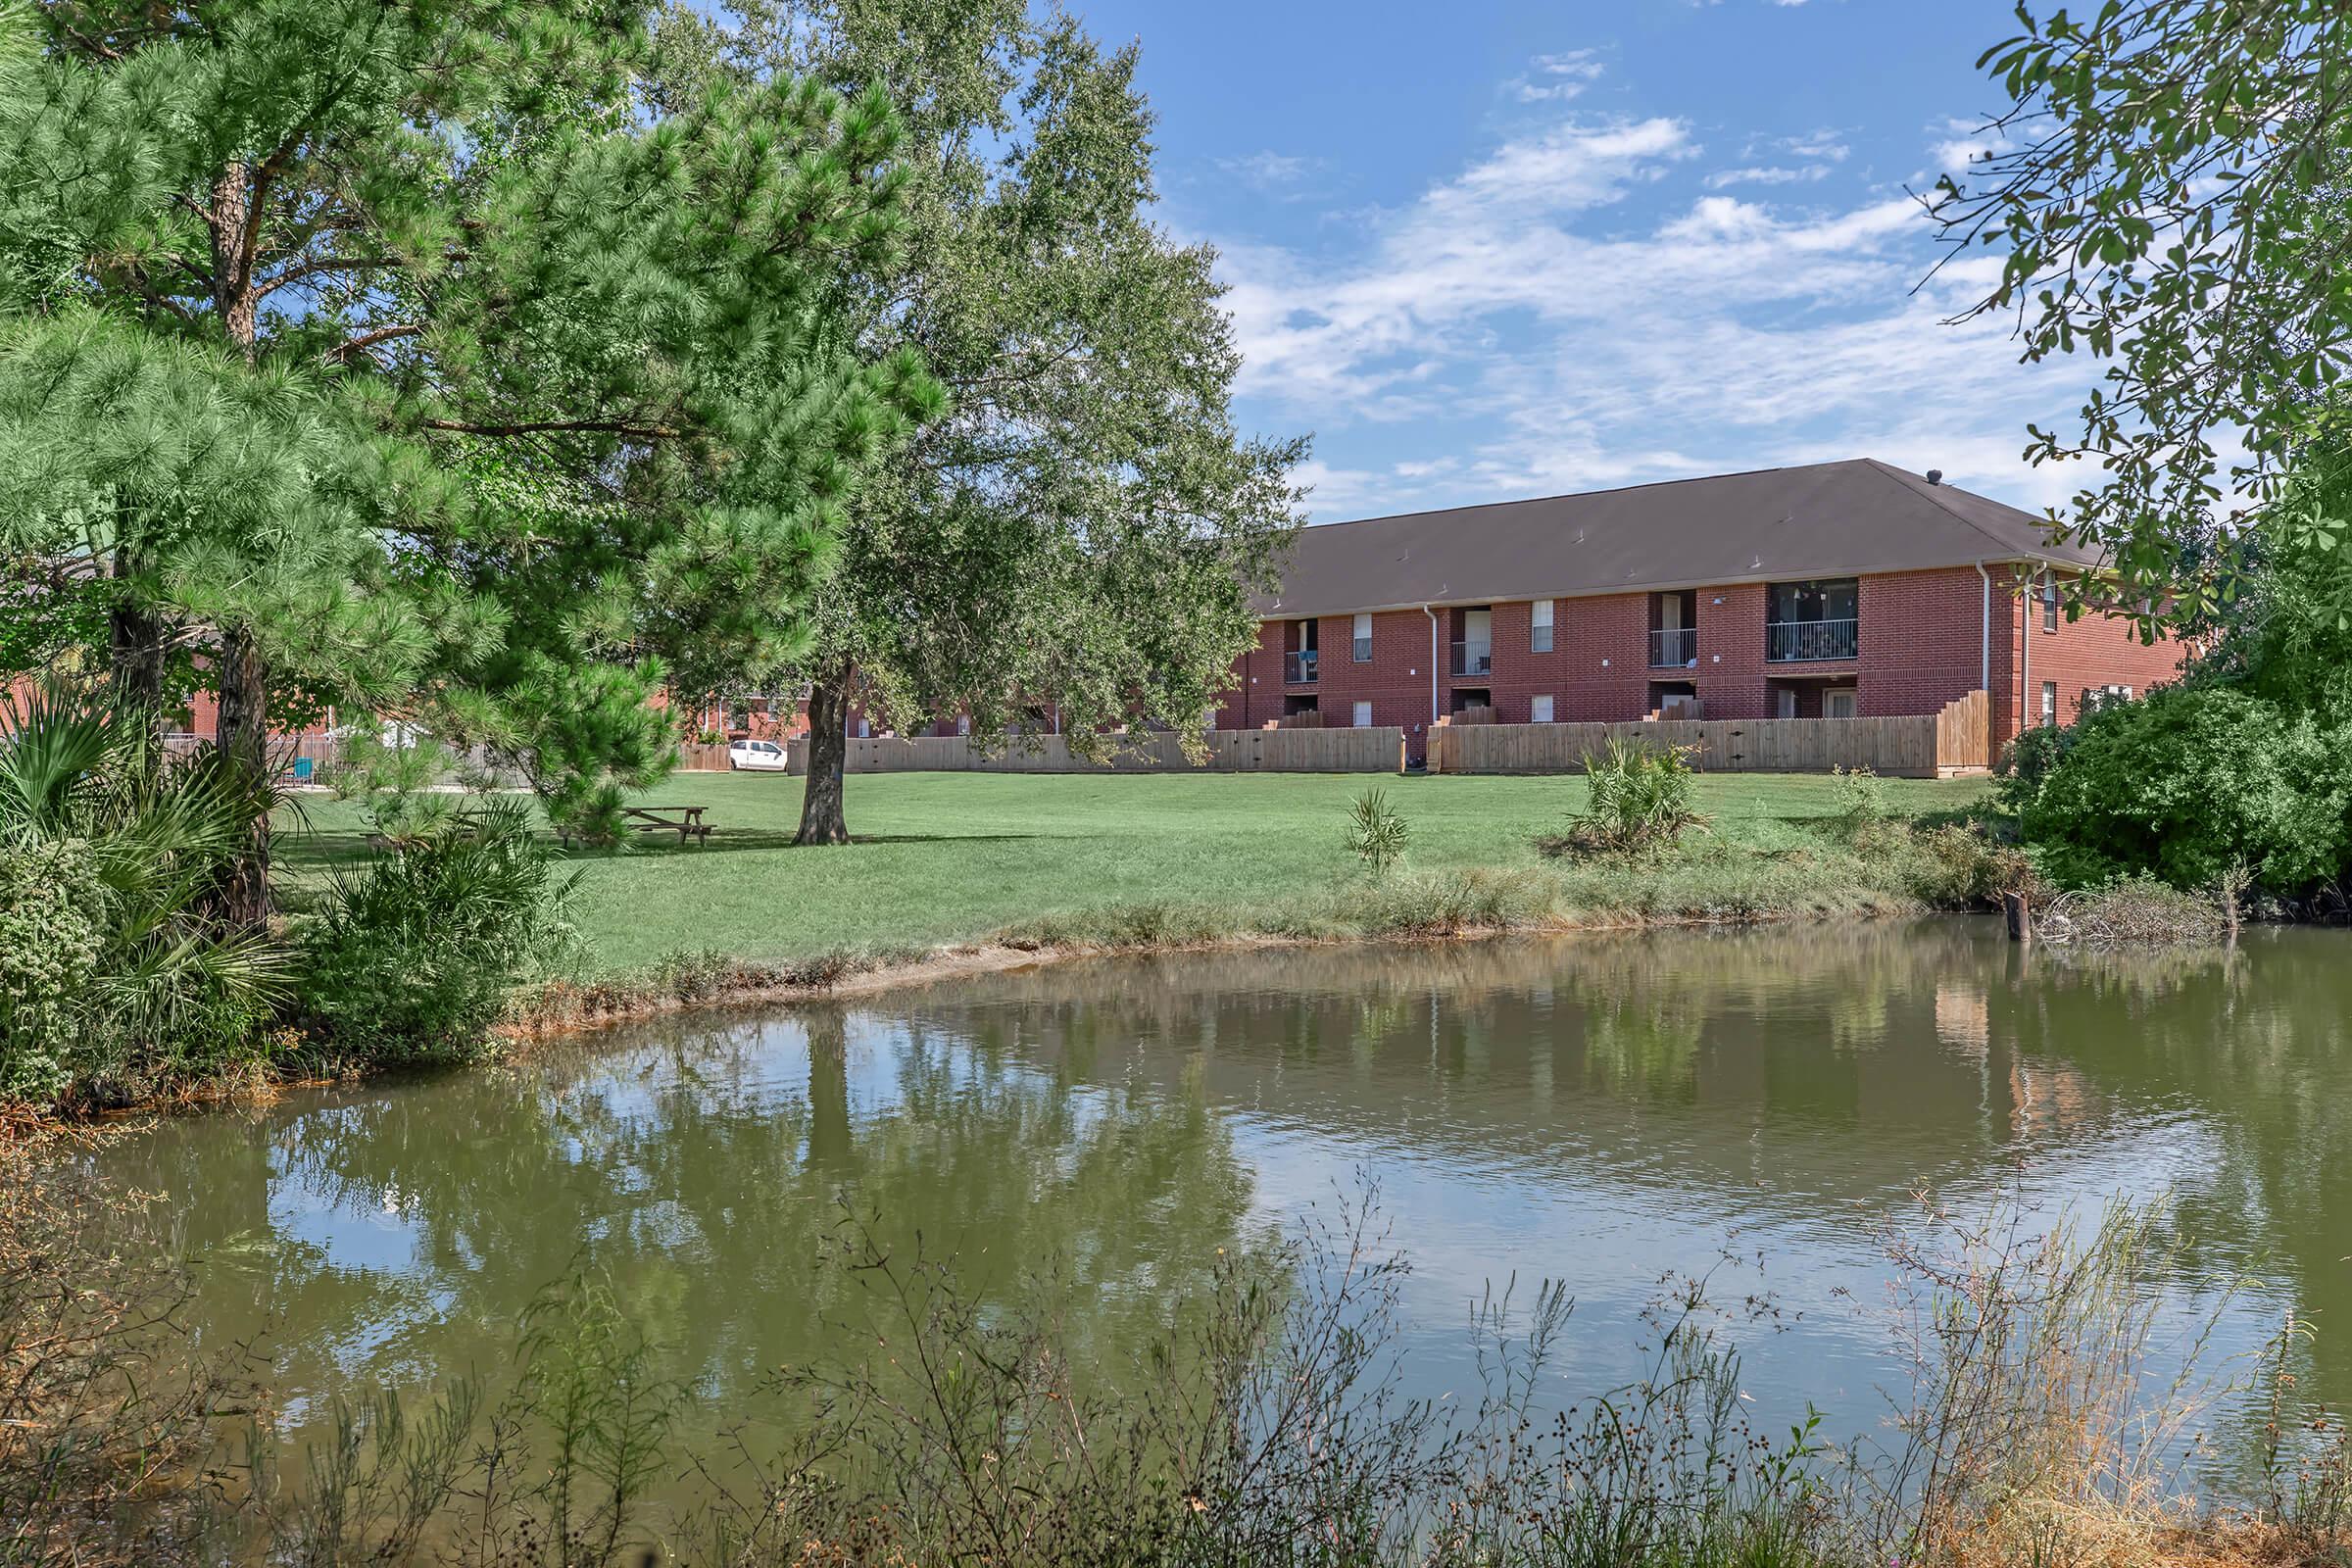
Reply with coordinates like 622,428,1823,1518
1510,48,1606,103
1214,107,2087,519
1218,150,1321,190
1703,163,1833,188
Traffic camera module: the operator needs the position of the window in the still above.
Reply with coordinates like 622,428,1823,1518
956,714,971,735
1352,612,1373,662
1530,694,1554,723
2040,681,2057,726
856,717,870,738
1766,579,1858,624
1352,700,1373,728
1823,689,1858,718
2041,573,2059,631
1530,599,1554,654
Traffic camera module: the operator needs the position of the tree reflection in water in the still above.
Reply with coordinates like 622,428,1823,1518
97,919,2352,1475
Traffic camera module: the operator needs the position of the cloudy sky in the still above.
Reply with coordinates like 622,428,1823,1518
1067,0,2093,522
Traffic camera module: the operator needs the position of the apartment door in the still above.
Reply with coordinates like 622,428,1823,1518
1823,688,1858,718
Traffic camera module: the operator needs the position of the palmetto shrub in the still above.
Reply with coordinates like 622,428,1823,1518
0,684,289,1102
1561,737,1706,856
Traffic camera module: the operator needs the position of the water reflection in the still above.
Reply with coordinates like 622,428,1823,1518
95,919,2352,1456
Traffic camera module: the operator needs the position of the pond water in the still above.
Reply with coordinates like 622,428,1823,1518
90,919,2352,1487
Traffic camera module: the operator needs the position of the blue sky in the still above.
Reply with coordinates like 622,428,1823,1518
1066,0,2087,522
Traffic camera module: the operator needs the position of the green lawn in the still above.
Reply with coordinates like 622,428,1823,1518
277,770,1991,974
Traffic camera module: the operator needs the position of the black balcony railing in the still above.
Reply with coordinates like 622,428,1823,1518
1283,649,1319,683
1648,626,1695,667
1450,641,1493,677
1766,617,1858,662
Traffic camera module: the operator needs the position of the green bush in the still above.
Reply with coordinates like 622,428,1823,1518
2005,685,2352,892
1,685,291,1103
1568,737,1705,855
1345,787,1409,877
1830,764,1893,845
298,801,578,1063
0,838,109,1100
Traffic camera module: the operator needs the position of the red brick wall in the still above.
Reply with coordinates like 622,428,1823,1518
1854,567,1988,722
1216,563,2198,763
1999,569,2190,748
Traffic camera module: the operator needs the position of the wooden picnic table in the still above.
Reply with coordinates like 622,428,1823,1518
622,804,714,847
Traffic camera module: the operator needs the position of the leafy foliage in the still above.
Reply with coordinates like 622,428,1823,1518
654,0,1304,843
1,0,943,904
1931,0,2352,628
2005,684,2352,891
2006,444,2352,894
325,731,462,849
1570,738,1706,855
296,800,578,1064
1345,786,1409,878
0,683,289,1101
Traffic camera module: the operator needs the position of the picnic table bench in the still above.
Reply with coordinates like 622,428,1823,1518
622,804,714,847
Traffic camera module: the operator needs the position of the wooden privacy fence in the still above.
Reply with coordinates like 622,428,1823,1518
781,727,1407,775
1429,691,1990,777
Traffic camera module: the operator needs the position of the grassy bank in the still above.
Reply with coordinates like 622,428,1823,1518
276,770,1995,975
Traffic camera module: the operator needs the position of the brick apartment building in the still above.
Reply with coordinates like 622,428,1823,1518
1214,460,2187,763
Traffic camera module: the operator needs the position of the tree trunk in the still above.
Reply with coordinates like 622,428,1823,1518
108,526,169,745
213,625,273,925
207,165,272,925
109,601,168,732
796,670,853,846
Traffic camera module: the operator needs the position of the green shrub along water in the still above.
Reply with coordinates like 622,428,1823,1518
0,686,288,1102
295,799,579,1065
2005,443,2352,902
0,688,575,1104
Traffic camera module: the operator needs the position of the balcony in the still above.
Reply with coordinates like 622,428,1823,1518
1766,617,1858,662
1450,641,1493,678
1648,627,1695,667
1283,649,1319,683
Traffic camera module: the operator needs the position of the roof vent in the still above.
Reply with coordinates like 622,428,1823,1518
1926,468,1943,486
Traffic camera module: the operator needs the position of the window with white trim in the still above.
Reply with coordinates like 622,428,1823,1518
1530,694,1554,723
1352,700,1373,728
1531,599,1554,654
1352,612,1373,662
2040,681,2057,726
2041,572,2059,631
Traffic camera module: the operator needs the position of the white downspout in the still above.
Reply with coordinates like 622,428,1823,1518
1424,606,1440,725
2022,564,2034,730
1974,561,1991,696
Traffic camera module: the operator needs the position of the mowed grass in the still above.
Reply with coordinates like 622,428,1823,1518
275,769,1991,974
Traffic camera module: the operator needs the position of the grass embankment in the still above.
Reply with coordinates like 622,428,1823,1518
277,769,1997,981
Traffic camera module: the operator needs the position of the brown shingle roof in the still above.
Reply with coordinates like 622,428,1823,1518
1255,459,2097,617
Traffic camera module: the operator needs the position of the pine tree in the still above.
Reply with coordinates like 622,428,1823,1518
4,2,942,902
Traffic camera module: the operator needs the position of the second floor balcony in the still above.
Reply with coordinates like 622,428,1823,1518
1767,617,1858,662
1450,641,1493,678
1649,627,1695,667
1283,649,1319,683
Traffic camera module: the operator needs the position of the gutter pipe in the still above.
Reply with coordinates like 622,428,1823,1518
1423,606,1440,726
1974,562,1991,698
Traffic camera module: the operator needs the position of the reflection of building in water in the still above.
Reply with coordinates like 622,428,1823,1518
2007,1058,2099,1141
1934,980,1989,1058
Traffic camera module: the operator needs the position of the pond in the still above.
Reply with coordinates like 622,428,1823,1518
90,918,2352,1494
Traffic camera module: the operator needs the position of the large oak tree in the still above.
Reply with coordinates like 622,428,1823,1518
658,0,1306,845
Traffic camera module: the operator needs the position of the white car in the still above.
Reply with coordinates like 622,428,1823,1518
727,738,791,771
